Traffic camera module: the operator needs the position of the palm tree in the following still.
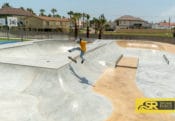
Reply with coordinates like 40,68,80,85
68,12,82,38
67,11,74,19
90,15,106,39
26,8,35,15
72,12,82,38
51,8,57,17
67,11,74,33
20,7,24,10
67,11,74,21
91,17,99,34
55,14,61,18
86,14,90,38
98,14,107,39
48,14,52,17
2,3,11,8
82,13,86,28
39,9,45,16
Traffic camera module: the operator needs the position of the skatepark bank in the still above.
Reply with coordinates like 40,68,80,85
0,39,175,121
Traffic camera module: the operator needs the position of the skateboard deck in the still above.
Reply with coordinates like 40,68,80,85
68,56,77,63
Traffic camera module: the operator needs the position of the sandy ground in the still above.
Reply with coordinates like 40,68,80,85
93,41,175,121
117,40,175,54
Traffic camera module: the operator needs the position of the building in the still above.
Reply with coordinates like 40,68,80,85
152,22,175,29
115,15,151,29
0,7,33,28
37,16,70,31
0,7,70,32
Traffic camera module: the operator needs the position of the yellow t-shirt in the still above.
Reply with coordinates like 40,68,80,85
80,40,87,52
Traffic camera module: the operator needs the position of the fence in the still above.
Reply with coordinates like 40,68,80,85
0,28,71,40
0,28,175,44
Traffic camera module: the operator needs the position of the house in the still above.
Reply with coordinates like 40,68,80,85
115,15,151,29
36,16,70,31
0,7,70,32
0,7,33,28
105,21,116,31
152,22,175,29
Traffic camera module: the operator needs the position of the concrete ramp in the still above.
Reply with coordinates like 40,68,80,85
115,56,139,69
0,40,75,58
0,40,122,121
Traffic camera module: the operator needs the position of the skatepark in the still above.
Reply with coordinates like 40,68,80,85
0,39,175,121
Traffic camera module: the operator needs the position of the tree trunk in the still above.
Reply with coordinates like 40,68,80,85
98,29,102,39
74,23,78,39
86,26,89,38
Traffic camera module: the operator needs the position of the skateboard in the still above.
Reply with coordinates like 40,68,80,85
68,56,77,63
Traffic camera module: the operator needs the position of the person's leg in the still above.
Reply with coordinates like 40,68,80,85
80,51,85,63
68,47,80,52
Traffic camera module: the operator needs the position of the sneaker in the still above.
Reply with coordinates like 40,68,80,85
81,59,85,64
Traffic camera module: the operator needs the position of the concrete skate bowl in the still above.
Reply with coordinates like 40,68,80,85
113,40,175,120
0,40,75,58
117,40,175,98
117,40,165,51
0,39,123,121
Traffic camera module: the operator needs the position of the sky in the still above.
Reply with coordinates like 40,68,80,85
1,0,175,23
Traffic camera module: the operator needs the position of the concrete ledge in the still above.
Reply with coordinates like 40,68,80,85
115,56,139,69
163,54,169,65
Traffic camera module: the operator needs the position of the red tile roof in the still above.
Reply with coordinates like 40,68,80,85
37,16,70,22
0,8,70,22
159,22,175,27
117,15,144,21
0,8,34,16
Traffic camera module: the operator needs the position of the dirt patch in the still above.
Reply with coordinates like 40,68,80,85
159,42,175,54
93,57,175,121
117,40,175,54
117,40,164,50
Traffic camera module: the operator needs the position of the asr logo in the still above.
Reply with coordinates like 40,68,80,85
138,101,158,110
136,98,175,113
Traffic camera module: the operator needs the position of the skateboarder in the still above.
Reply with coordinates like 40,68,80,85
68,38,87,64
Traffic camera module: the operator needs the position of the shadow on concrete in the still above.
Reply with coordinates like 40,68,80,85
69,65,94,87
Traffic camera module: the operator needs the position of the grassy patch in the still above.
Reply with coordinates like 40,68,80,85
0,37,30,41
104,32,173,38
104,29,173,38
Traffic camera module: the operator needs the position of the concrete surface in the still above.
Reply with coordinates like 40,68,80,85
0,39,122,121
0,39,111,69
116,56,138,68
1,39,175,121
94,57,175,121
117,40,175,98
